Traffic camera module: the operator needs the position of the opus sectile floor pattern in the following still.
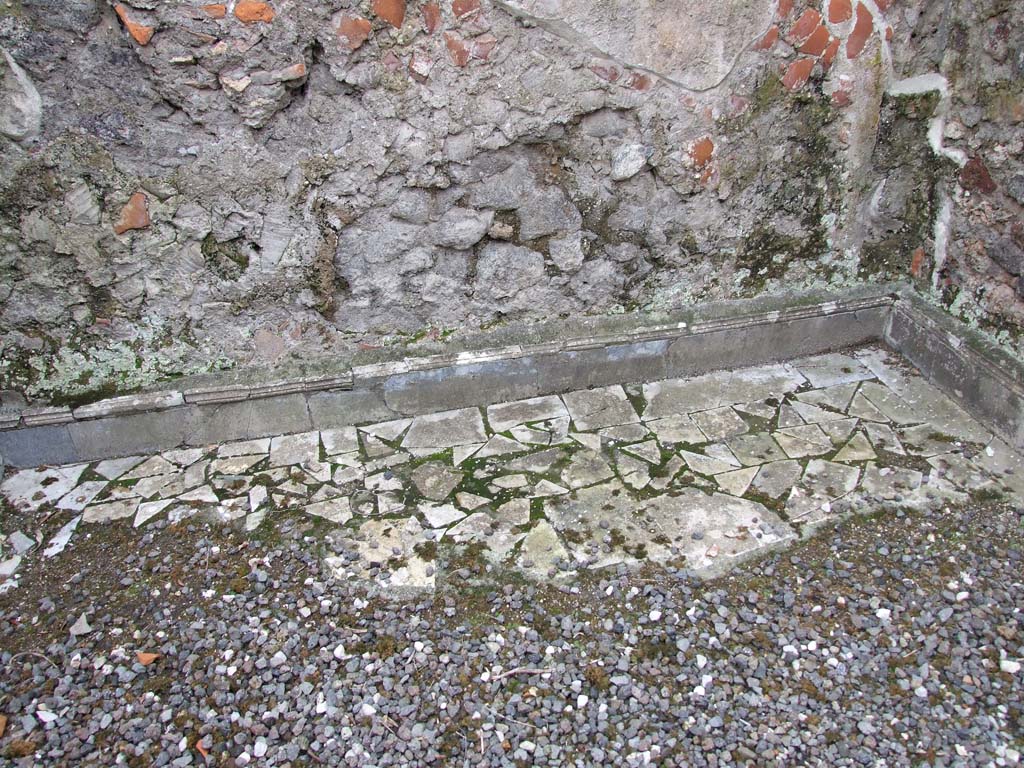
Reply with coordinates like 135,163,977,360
2,346,1022,593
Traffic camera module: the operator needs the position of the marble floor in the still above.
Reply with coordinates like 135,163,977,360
2,346,1021,593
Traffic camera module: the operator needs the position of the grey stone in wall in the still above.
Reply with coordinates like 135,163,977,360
0,0,1020,406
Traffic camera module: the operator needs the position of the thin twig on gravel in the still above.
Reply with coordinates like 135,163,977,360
7,651,60,673
490,666,552,682
482,704,540,731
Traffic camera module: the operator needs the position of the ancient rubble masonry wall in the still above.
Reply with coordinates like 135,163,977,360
0,0,1021,405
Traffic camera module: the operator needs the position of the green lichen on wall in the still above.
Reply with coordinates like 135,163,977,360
935,285,1024,362
201,234,249,280
735,227,827,291
0,321,234,406
738,93,837,291
975,79,1024,123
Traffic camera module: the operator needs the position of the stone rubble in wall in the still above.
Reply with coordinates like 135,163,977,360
2,346,1021,595
1,0,979,404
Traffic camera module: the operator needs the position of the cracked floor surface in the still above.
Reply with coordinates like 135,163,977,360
2,345,1022,594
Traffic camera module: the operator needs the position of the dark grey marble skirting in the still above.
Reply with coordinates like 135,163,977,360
3,286,1019,467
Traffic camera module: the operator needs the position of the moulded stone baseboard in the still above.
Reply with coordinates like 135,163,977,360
1,284,1021,467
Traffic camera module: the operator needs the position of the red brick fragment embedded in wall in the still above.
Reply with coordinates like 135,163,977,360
234,0,275,23
422,2,442,33
689,137,715,168
846,3,873,59
113,4,155,45
754,25,779,51
452,0,481,19
787,9,821,44
444,32,470,66
338,15,372,51
627,72,653,91
799,25,830,55
782,58,815,90
828,0,852,23
589,61,621,82
372,0,406,29
960,156,997,194
113,192,151,235
910,247,927,278
821,37,840,69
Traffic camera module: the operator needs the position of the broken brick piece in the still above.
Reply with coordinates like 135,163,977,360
408,52,434,81
754,25,779,51
202,3,227,19
627,72,654,91
781,58,815,91
828,0,852,23
846,3,873,59
689,137,715,169
799,24,830,56
909,247,927,279
787,9,821,44
275,61,307,81
589,61,621,82
821,37,841,69
422,2,441,33
452,0,480,19
778,0,794,17
960,156,997,194
831,86,853,107
338,15,372,51
113,192,151,235
372,0,406,28
444,32,470,66
471,33,497,60
234,1,274,23
113,4,155,46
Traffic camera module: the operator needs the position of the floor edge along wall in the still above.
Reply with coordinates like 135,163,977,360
1,284,1021,468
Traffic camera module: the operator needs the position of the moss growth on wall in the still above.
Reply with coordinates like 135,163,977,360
859,92,953,281
201,234,249,280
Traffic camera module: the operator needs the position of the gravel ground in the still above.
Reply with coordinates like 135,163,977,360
1,499,1022,767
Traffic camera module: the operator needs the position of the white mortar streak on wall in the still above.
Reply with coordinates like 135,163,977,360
884,72,964,292
932,191,953,292
883,74,965,290
490,0,778,94
886,73,967,167
859,0,894,83
873,13,966,297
